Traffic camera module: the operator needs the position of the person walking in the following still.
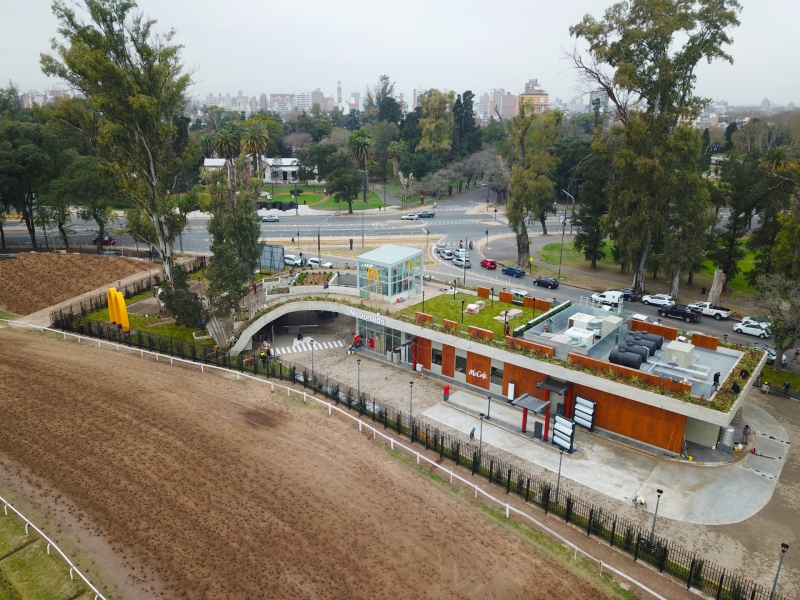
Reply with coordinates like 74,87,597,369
742,424,752,446
793,348,799,362
784,381,791,396
713,371,721,391
469,427,476,441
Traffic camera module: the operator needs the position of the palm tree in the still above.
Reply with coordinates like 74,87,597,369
213,126,242,184
200,133,215,158
241,122,270,174
348,128,374,203
387,140,407,177
759,146,798,173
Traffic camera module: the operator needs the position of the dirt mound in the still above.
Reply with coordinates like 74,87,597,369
0,253,154,315
0,329,607,600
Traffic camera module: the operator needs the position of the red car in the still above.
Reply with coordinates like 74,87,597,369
92,236,116,246
480,259,497,270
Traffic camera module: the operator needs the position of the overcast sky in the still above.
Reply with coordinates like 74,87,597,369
2,0,797,107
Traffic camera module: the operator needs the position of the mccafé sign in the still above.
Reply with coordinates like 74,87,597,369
468,369,488,380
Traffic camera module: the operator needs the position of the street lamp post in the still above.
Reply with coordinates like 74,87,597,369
462,237,469,285
562,189,575,235
478,413,485,465
409,381,414,441
358,169,368,248
649,489,664,544
555,448,564,503
294,181,299,216
357,359,361,406
490,287,494,307
769,544,790,600
453,279,457,299
557,215,567,280
422,291,425,313
317,214,335,266
461,299,465,322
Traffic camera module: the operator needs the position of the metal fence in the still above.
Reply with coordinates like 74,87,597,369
3,242,167,261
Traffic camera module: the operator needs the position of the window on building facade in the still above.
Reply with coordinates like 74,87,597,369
491,366,504,387
432,348,442,366
455,354,467,374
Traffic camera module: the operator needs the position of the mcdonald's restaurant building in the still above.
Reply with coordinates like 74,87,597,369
356,245,424,304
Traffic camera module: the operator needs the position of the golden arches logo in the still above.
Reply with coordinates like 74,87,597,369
107,287,130,332
366,267,380,282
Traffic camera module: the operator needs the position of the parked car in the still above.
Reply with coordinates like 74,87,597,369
686,301,731,320
502,265,525,277
658,304,701,323
616,288,639,302
480,258,497,270
92,236,116,246
510,288,529,300
742,315,773,329
533,277,559,289
591,291,624,306
750,343,787,366
641,294,674,307
400,213,418,220
630,313,656,323
733,319,770,339
284,254,304,266
453,257,471,268
417,209,435,218
307,257,333,268
261,214,279,222
442,249,455,260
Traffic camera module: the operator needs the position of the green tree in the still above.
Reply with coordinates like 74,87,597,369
452,91,481,159
41,0,200,280
757,275,800,374
570,0,741,293
0,120,61,248
241,122,269,173
119,207,158,253
205,161,262,325
417,89,455,155
348,128,374,203
398,151,442,181
387,140,407,177
364,75,395,111
200,133,215,158
367,121,399,183
160,264,202,328
399,105,423,151
573,144,611,268
325,151,362,214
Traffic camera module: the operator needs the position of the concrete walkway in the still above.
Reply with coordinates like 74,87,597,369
422,391,789,526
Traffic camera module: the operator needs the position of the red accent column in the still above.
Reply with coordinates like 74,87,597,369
565,387,573,419
543,390,551,441
522,408,528,432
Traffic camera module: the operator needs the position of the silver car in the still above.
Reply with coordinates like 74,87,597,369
453,257,471,268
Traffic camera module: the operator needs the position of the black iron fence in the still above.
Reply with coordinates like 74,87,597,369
3,242,171,261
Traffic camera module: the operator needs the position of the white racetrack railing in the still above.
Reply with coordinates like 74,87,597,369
0,495,106,600
0,319,667,600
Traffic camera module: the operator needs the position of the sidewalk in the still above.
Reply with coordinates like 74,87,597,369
422,390,789,526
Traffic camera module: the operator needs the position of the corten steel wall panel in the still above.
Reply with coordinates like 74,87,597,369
468,326,494,340
502,363,549,400
523,296,535,308
506,336,555,357
630,320,678,341
415,337,432,369
466,352,491,389
442,344,456,378
499,291,513,303
415,312,434,323
477,287,491,298
535,298,552,312
573,384,686,453
691,333,719,350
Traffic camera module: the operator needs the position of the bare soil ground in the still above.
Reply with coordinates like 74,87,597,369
0,329,616,600
0,253,154,315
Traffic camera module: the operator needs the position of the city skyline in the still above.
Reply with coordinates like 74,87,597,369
3,0,799,108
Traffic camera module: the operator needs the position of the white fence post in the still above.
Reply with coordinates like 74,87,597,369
505,504,510,518
359,420,362,432
390,439,394,450
416,452,420,464
475,485,478,498
328,403,331,415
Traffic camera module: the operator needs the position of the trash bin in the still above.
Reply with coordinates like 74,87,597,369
349,238,353,250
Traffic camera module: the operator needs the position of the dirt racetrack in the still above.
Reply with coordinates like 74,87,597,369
0,253,154,315
0,329,624,600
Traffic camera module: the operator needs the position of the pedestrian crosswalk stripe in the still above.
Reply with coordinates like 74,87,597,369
273,340,344,355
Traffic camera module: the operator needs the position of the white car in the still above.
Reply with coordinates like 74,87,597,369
284,254,304,266
307,257,333,268
400,213,419,220
742,315,772,329
453,257,471,268
733,320,770,339
641,294,674,307
591,291,624,306
261,214,279,222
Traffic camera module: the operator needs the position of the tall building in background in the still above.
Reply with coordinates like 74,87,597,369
296,91,312,111
489,89,517,118
350,92,360,110
517,79,548,115
337,80,342,104
412,89,417,110
589,87,609,113
259,93,267,111
311,89,325,110
269,93,296,113
760,98,771,113
479,92,490,117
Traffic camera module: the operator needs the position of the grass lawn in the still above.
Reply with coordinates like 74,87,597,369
86,308,214,346
761,364,800,390
0,514,88,599
0,309,16,320
309,191,385,211
398,292,540,337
